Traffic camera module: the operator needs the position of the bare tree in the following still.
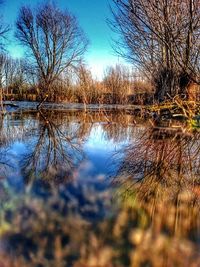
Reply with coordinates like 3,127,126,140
16,3,88,107
103,64,131,104
111,0,200,101
0,1,9,111
0,55,28,98
75,64,97,109
0,53,6,111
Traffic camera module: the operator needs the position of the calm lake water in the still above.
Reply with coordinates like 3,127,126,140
0,103,199,267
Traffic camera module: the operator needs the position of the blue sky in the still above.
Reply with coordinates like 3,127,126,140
3,0,126,80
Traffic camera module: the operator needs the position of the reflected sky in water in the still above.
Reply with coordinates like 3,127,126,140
0,111,132,189
0,106,199,267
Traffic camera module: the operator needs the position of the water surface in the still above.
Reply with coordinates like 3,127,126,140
0,105,199,267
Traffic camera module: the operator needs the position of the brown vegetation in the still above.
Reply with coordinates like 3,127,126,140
3,63,155,105
0,117,199,266
111,0,200,102
15,3,88,105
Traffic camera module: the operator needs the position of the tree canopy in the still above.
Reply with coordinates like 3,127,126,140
16,3,88,96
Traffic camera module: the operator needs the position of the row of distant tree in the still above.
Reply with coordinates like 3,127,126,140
0,1,153,106
0,0,199,105
1,55,152,105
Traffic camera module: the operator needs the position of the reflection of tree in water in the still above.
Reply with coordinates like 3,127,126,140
0,109,154,267
114,127,200,267
20,109,135,186
60,109,137,143
101,112,137,143
0,114,14,177
119,127,200,183
21,110,84,185
0,109,135,184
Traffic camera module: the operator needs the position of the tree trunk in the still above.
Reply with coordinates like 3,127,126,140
37,94,48,110
0,88,4,113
